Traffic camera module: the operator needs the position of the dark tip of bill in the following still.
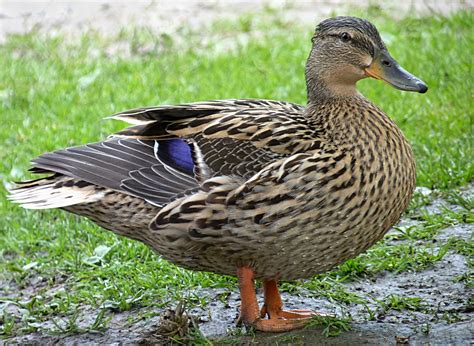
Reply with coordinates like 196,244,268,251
418,82,428,94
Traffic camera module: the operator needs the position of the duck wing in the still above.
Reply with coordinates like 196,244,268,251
110,99,322,179
13,99,321,209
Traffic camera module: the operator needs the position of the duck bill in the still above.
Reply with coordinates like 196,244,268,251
364,50,428,93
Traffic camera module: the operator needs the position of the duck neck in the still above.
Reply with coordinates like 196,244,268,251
306,74,359,103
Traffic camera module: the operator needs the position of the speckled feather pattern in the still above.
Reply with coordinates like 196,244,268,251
144,97,416,280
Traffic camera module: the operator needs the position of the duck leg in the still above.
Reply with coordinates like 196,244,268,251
236,266,314,332
260,280,316,320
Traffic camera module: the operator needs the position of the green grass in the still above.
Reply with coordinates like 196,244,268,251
306,314,352,337
0,9,473,339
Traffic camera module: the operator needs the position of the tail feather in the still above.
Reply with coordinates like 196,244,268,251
8,176,106,210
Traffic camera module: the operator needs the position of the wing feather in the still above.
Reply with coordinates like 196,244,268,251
24,138,199,207
107,99,320,180
13,99,317,210
109,99,320,156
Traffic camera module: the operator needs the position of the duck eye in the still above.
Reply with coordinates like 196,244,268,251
339,32,351,42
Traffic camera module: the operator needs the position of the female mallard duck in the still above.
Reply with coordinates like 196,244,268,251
9,16,427,332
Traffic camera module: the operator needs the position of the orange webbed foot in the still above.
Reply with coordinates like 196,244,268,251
252,317,312,332
260,306,318,319
236,267,321,332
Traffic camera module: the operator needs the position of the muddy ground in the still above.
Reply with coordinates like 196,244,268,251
3,186,473,345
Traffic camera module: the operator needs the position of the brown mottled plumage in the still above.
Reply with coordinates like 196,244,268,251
9,16,427,332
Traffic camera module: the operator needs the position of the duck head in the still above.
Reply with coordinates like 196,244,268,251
306,16,428,101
